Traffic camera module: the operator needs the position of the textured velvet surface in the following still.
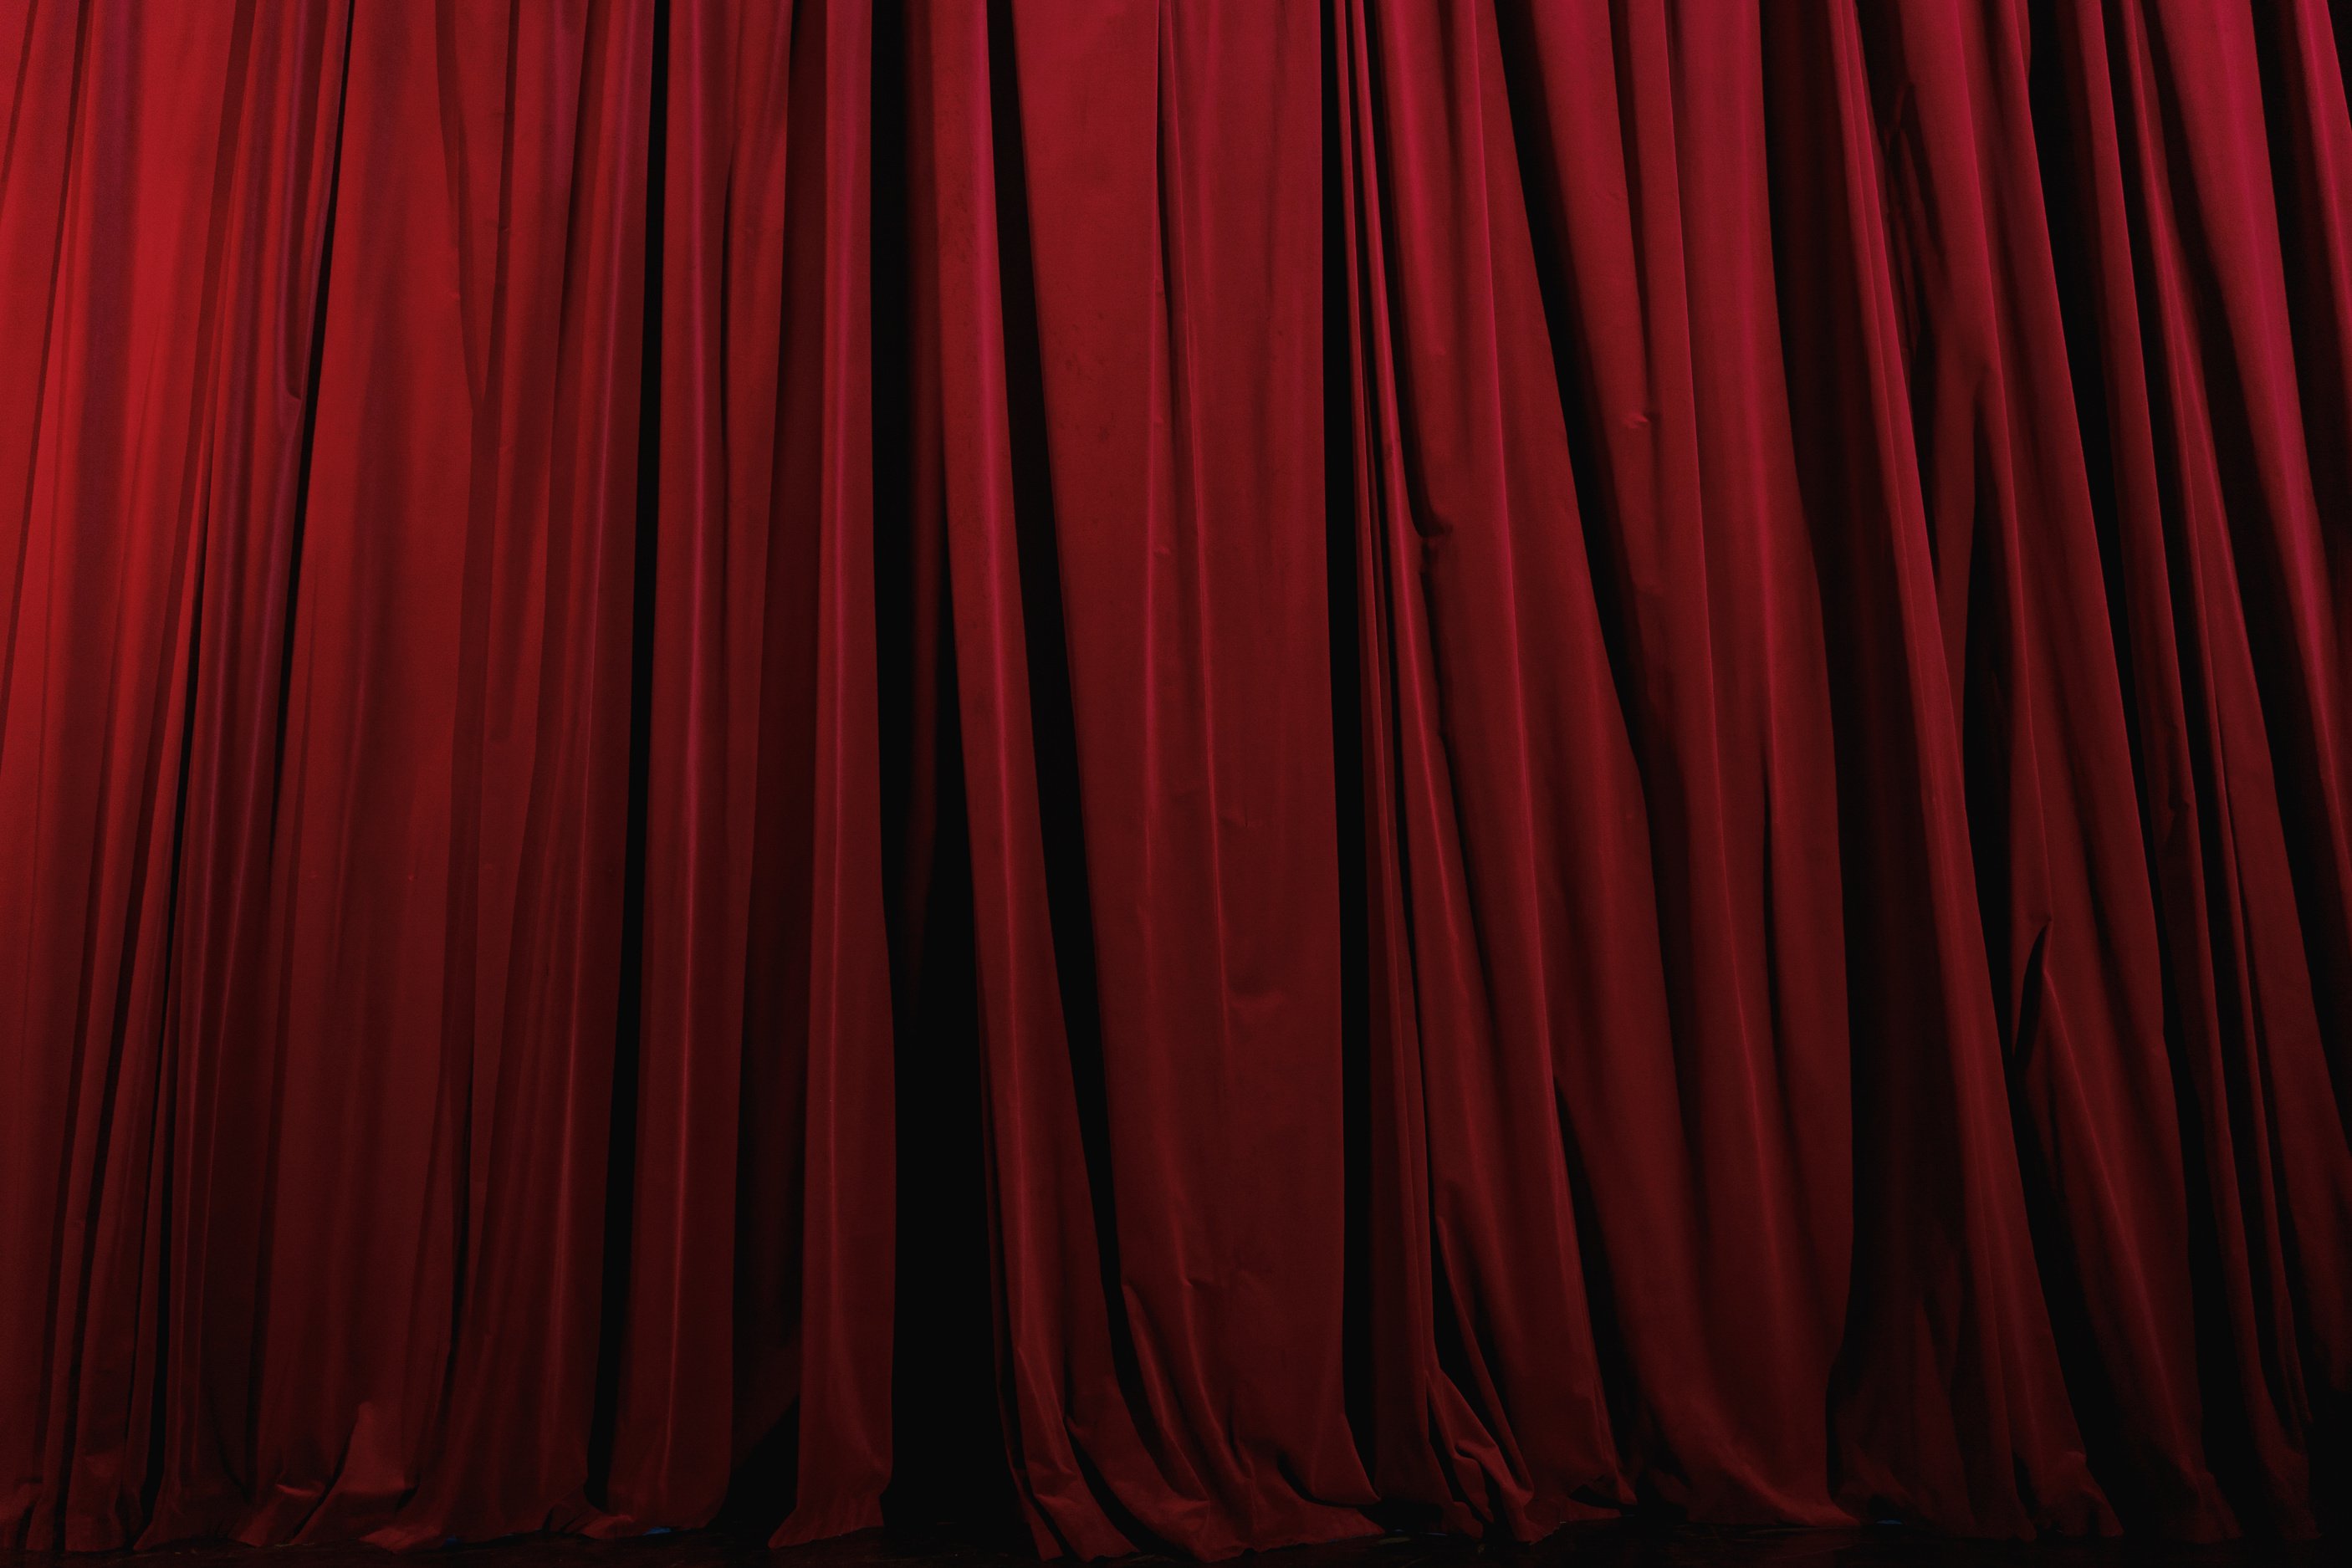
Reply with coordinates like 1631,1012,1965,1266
3,0,2348,1556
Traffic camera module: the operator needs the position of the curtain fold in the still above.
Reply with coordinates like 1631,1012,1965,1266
600,0,892,1543
3,0,2348,1556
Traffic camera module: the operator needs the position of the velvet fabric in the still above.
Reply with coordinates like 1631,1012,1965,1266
3,0,2349,1556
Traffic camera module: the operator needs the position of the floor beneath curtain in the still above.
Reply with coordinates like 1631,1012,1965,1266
3,1521,2336,1568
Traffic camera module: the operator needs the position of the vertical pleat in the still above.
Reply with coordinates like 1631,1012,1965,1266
0,2,349,1549
601,0,896,1543
908,1,1369,1552
2035,0,2352,1531
218,0,650,1543
1494,0,1854,1525
1845,0,2227,1533
1761,2,2110,1531
1333,0,1634,1536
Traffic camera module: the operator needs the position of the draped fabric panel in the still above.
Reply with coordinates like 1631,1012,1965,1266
2,0,2348,1556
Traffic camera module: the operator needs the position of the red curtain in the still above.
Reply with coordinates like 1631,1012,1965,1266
3,0,2349,1555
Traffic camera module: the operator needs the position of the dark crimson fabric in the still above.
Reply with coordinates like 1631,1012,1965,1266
3,0,2348,1556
